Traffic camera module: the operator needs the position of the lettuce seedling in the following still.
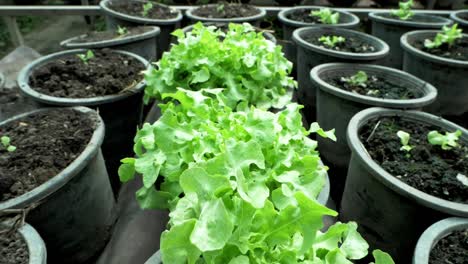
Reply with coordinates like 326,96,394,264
424,24,463,49
319,35,346,48
397,130,413,157
77,50,94,64
142,1,153,17
342,71,368,87
391,0,414,20
1,136,16,152
427,129,462,150
216,3,225,14
116,26,128,36
310,8,340,24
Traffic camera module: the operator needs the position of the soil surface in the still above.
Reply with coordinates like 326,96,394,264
0,109,95,201
107,1,178,19
360,116,468,204
192,3,260,19
29,49,145,98
430,229,468,264
286,9,340,24
325,73,421,99
68,26,152,43
0,230,28,264
305,34,376,53
413,38,468,61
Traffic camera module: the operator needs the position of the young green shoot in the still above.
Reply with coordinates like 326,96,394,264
342,71,368,87
424,24,463,49
216,3,225,14
397,130,413,157
310,8,340,24
77,50,94,64
427,130,462,150
117,25,128,36
1,136,16,152
142,1,153,17
391,0,414,20
318,35,345,48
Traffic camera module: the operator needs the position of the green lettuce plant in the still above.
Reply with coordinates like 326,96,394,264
117,25,128,36
310,8,340,24
77,50,94,65
397,130,413,157
391,0,414,20
142,1,153,17
318,35,346,48
342,71,368,87
144,22,296,109
1,136,16,152
427,129,462,150
424,24,463,49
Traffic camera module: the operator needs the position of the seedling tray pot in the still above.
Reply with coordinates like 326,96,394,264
185,4,266,26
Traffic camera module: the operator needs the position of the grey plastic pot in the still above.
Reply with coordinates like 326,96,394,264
292,27,389,123
369,12,452,69
311,63,437,203
185,4,266,26
413,217,468,264
451,10,468,30
0,107,116,264
340,107,468,263
401,30,468,117
100,0,183,59
17,49,148,196
278,6,360,67
60,26,160,61
0,71,5,89
181,22,277,45
0,222,47,264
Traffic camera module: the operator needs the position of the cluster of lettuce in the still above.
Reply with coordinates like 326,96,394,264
120,23,394,264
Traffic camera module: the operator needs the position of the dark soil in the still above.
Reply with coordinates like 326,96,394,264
29,49,145,98
68,26,152,43
380,13,443,23
305,34,376,53
107,0,179,19
0,109,95,201
192,3,260,19
413,38,468,61
325,73,421,99
0,231,28,264
458,13,468,21
360,116,468,204
286,9,339,24
0,89,20,105
0,87,38,122
430,229,468,264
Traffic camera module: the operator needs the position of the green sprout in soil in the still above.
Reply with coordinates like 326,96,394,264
397,130,413,157
391,0,414,20
424,24,463,49
117,26,128,36
1,136,16,152
142,1,154,17
427,129,462,150
310,8,340,24
77,50,94,65
216,3,225,14
318,35,346,48
342,71,368,87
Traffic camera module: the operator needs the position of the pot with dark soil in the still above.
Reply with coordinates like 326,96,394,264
340,107,468,263
401,27,468,123
311,63,437,203
0,107,116,264
17,49,148,195
278,6,360,67
185,3,266,25
60,26,160,61
0,220,47,264
292,27,389,123
451,10,468,31
100,0,182,59
413,217,468,264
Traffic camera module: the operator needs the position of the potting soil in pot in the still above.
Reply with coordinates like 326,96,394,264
69,26,153,43
29,49,145,98
304,34,376,53
0,229,28,264
285,9,335,24
359,116,468,204
413,38,468,61
429,229,468,264
0,109,95,201
107,1,178,19
192,4,259,19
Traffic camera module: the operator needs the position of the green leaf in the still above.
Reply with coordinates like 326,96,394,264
372,250,395,264
427,130,462,150
191,67,211,84
136,186,171,209
6,145,16,152
228,255,249,264
179,167,231,201
161,220,201,264
1,136,10,147
118,158,135,182
310,122,337,141
340,222,369,260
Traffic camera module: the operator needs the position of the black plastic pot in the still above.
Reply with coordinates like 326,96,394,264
413,217,468,264
369,12,452,69
60,26,160,61
278,6,360,67
100,0,183,59
340,107,468,263
451,10,468,30
0,222,47,264
292,27,389,123
311,63,437,203
401,30,468,117
17,49,148,195
0,107,116,264
185,4,266,26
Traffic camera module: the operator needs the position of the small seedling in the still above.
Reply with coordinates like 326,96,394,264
397,130,413,156
77,50,94,64
216,3,225,13
318,35,346,48
117,26,128,36
391,0,414,20
427,129,462,150
1,136,16,152
342,71,368,87
142,1,153,17
310,8,340,24
424,24,463,49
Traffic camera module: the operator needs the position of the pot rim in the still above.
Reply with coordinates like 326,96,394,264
369,12,452,28
347,107,468,216
0,222,47,264
185,3,266,23
310,62,437,108
450,10,468,26
278,6,360,28
0,71,5,89
17,49,148,106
